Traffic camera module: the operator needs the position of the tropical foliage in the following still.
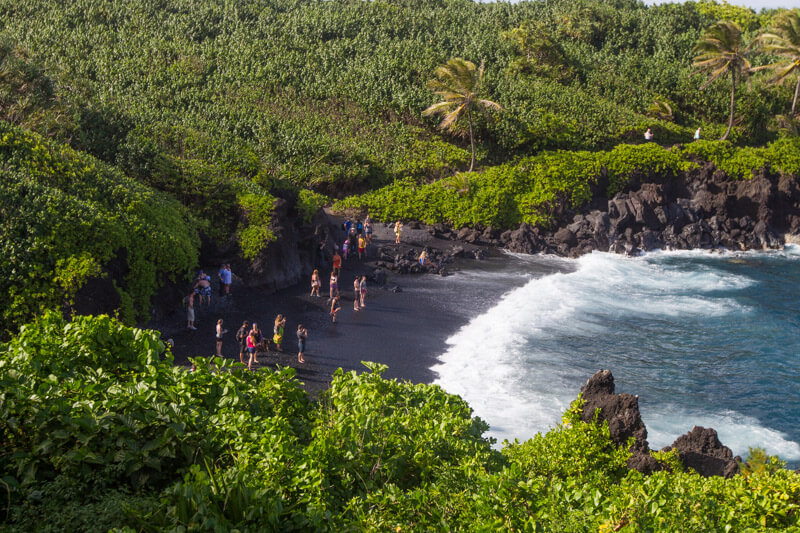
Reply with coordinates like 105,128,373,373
693,20,751,141
2,314,800,531
336,138,800,229
757,10,800,116
423,58,501,172
0,122,198,334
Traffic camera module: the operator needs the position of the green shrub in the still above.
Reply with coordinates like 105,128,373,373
0,121,199,333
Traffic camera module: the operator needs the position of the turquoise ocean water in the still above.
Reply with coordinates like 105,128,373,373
432,246,800,466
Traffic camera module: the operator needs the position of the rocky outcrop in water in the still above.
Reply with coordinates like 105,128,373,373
579,370,740,477
663,426,740,478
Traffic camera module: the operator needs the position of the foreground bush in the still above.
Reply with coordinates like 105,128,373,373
2,314,800,531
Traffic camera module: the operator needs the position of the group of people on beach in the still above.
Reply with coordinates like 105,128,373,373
213,315,308,370
188,214,413,371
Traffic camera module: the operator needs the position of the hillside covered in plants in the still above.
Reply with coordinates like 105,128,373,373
2,0,800,333
1,314,798,531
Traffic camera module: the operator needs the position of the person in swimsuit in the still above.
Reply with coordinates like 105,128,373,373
330,272,339,299
419,250,428,266
311,269,321,297
359,275,367,308
394,221,403,244
236,320,249,364
273,314,286,352
330,295,341,323
342,238,349,261
297,324,307,363
353,277,360,311
215,319,228,357
193,270,212,306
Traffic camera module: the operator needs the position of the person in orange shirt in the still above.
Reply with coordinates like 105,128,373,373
332,250,342,276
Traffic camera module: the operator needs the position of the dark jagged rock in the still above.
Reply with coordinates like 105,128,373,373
662,426,740,478
578,371,741,478
579,370,649,453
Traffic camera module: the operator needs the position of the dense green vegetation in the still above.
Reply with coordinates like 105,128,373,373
0,122,198,334
0,314,798,531
2,0,800,333
337,137,800,228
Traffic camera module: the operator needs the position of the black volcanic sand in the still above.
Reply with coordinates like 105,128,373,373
150,221,572,396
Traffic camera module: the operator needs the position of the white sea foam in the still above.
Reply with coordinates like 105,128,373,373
432,250,798,460
644,408,800,460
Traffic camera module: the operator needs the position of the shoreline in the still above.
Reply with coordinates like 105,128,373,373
152,221,527,396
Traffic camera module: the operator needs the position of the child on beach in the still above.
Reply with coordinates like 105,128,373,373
273,314,286,352
342,238,349,261
394,221,403,244
330,295,341,323
250,323,263,363
297,324,307,364
186,293,196,330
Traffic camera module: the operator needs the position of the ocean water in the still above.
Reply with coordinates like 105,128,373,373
432,247,800,465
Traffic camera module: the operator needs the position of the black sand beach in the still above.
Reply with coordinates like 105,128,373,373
153,222,571,396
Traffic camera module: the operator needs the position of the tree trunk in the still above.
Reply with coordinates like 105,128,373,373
792,73,800,117
468,105,475,173
721,69,736,141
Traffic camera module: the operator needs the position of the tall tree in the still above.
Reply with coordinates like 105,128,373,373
693,21,751,141
757,10,800,117
423,58,501,173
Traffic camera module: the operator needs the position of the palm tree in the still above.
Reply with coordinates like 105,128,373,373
757,10,800,117
423,58,501,172
693,21,751,141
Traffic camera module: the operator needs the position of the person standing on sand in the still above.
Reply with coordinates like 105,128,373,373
359,275,367,308
342,238,349,260
215,319,228,357
236,320,249,364
333,250,342,275
251,323,264,363
353,277,360,310
358,234,366,260
330,271,339,300
193,271,212,306
330,295,341,323
273,314,286,352
311,269,321,297
247,331,257,370
297,324,307,363
364,218,373,244
394,221,403,244
186,292,196,330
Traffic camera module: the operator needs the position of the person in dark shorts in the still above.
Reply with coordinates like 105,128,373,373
297,324,307,363
330,295,341,323
236,320,249,364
